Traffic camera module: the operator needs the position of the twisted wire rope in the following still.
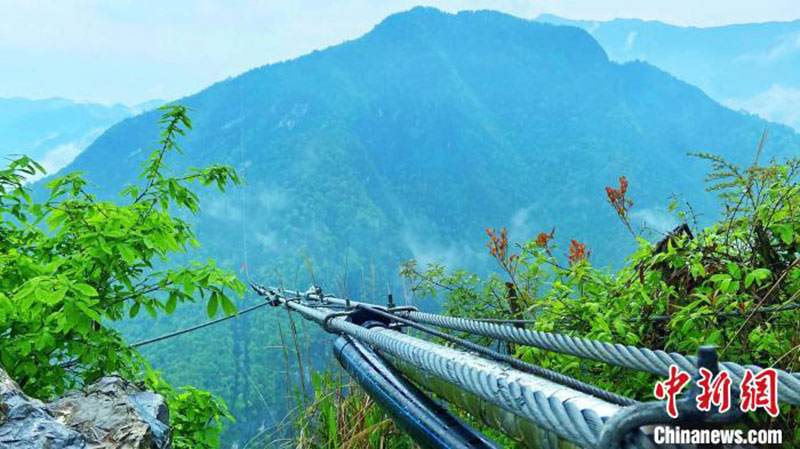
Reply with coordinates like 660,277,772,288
362,304,637,406
283,289,800,406
272,293,651,449
395,310,800,406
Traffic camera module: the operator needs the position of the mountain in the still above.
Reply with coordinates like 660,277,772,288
46,7,800,446
132,99,167,114
536,14,800,130
0,97,163,180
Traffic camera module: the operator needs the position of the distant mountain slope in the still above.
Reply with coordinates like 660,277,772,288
50,7,800,445
0,97,163,179
536,14,800,130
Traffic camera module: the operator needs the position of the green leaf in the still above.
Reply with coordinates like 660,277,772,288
726,263,741,280
709,273,731,284
690,262,706,279
41,287,67,306
129,302,141,318
745,272,755,288
119,245,136,264
165,293,178,314
778,225,794,245
207,293,219,318
220,295,237,316
72,283,98,297
76,301,102,321
720,278,731,293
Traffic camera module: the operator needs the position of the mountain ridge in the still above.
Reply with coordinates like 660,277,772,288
535,13,800,130
1,96,166,179
45,7,800,445
536,13,800,30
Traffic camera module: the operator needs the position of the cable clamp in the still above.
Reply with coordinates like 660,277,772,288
250,282,283,306
322,311,352,333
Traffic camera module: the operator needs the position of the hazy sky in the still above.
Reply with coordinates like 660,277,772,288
2,0,798,105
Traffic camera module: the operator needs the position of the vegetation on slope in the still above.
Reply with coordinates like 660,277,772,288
49,10,800,443
0,105,242,448
295,149,799,447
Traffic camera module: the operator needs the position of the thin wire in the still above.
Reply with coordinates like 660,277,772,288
58,300,274,369
131,301,271,347
239,91,251,282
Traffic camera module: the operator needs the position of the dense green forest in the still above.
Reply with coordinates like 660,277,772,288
23,7,800,446
293,151,799,448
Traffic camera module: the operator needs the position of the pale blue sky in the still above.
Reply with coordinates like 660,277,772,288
1,0,798,105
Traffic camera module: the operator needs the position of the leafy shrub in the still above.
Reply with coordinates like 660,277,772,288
402,152,799,445
0,105,243,446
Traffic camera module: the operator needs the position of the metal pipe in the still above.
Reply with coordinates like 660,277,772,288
334,334,496,449
384,354,580,449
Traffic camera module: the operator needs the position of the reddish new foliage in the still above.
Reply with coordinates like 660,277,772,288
605,175,634,220
568,239,588,264
486,227,509,260
535,227,555,248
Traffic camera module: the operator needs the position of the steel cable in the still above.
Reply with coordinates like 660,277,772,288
277,288,800,406
360,304,637,406
395,310,800,406
258,288,653,449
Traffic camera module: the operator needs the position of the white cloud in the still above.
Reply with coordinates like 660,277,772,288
203,196,242,221
510,206,536,240
723,84,800,131
401,228,482,269
255,231,279,251
24,142,83,183
257,189,289,211
20,127,107,183
630,208,679,235
736,32,800,65
624,31,638,52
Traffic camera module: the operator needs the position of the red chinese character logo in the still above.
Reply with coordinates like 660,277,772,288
654,365,691,418
696,368,732,413
740,368,779,417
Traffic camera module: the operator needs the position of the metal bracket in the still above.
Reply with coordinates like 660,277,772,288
250,282,283,306
382,305,419,313
387,290,395,309
348,306,395,328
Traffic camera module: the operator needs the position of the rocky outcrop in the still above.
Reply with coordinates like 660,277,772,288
0,368,170,449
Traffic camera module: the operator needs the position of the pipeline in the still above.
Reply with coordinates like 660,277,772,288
334,333,496,449
384,354,581,449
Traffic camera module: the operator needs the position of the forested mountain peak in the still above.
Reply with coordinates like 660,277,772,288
47,7,799,444
61,5,798,295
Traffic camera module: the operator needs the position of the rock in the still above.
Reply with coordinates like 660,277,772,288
0,368,171,449
0,368,86,449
